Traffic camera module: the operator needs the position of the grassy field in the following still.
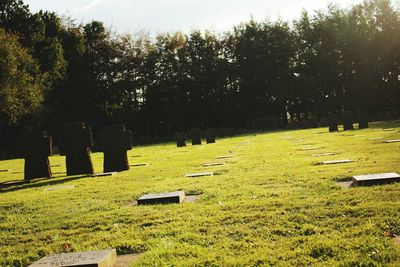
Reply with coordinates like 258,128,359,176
1,121,400,266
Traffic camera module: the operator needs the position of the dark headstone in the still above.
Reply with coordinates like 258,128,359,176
352,173,400,186
175,131,186,147
21,131,52,182
204,128,216,144
58,122,94,176
342,111,354,131
328,115,338,132
98,124,132,173
190,128,201,145
357,112,369,129
138,191,185,205
29,249,117,267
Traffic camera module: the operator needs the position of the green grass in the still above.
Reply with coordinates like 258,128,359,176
1,121,400,266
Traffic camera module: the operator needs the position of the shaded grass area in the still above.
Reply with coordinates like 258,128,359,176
1,121,400,266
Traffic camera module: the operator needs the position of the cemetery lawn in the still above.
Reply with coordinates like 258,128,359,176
1,121,400,266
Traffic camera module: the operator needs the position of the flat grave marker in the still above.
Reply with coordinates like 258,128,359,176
185,172,213,178
369,137,384,140
50,164,63,167
352,173,400,186
91,172,117,177
203,162,225,167
29,249,117,267
43,185,75,191
131,155,143,158
312,152,336,157
385,139,400,143
383,128,396,132
300,147,321,151
322,159,353,165
130,163,148,167
0,169,10,172
138,191,185,205
216,155,234,159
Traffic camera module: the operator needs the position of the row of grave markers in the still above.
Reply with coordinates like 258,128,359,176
22,123,132,182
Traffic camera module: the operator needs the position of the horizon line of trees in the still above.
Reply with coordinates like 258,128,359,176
1,0,400,153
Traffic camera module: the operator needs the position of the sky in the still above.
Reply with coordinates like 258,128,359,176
24,0,366,34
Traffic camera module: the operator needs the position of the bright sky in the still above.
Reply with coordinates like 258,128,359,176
24,0,365,34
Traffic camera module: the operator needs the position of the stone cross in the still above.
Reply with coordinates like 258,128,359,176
22,131,52,182
205,128,216,144
175,131,187,147
58,122,94,176
328,114,338,132
190,128,201,145
98,124,132,172
342,111,354,131
357,112,369,129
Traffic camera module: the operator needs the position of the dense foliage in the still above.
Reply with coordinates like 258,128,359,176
0,0,399,150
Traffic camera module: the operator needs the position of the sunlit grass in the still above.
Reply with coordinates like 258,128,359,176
1,121,400,266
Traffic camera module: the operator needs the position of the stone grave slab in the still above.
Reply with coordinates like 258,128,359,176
0,169,10,172
322,159,353,165
203,162,225,167
352,173,400,186
216,155,234,159
292,139,305,143
91,172,117,177
385,139,400,143
43,185,75,191
383,129,396,132
130,163,148,167
312,152,336,157
301,147,321,151
138,191,185,205
50,164,63,167
185,172,213,178
29,249,117,267
131,155,143,158
369,137,383,140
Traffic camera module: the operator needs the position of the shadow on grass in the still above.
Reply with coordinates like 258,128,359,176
0,174,91,193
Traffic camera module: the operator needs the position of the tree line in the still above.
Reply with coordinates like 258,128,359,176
0,0,399,155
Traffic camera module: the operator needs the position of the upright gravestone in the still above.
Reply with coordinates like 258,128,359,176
342,111,354,131
175,131,187,147
98,124,132,173
205,128,216,144
190,128,201,145
357,112,369,129
21,131,52,182
58,122,94,176
328,114,338,132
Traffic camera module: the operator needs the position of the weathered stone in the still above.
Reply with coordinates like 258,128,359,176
385,139,400,143
352,173,400,186
342,111,354,131
369,137,383,140
130,163,148,167
312,152,336,157
58,122,94,176
328,114,339,132
91,172,117,177
185,172,213,178
21,131,52,182
98,124,132,173
175,131,187,147
301,147,321,151
138,191,185,205
203,162,224,167
204,128,217,144
357,112,369,129
322,159,353,165
216,155,234,159
28,249,117,267
190,128,202,145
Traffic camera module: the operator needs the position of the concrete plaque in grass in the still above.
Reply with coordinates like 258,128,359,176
216,155,234,159
352,173,400,186
130,163,148,167
91,172,117,177
312,153,336,157
185,172,213,178
369,137,383,140
322,159,353,165
0,169,10,172
385,139,400,143
203,162,225,167
29,249,117,267
138,191,185,205
301,147,321,151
